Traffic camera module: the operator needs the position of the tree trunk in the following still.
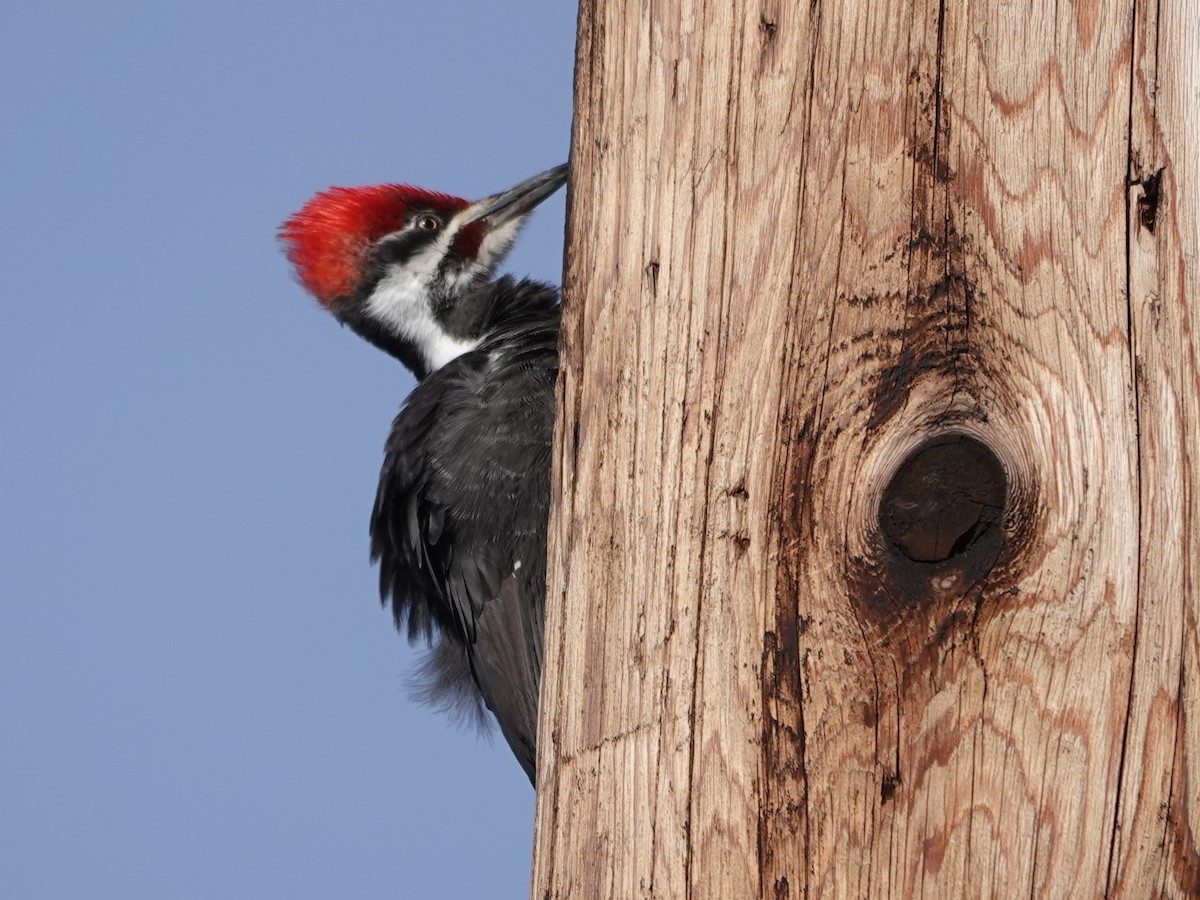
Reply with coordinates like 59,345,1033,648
533,0,1199,896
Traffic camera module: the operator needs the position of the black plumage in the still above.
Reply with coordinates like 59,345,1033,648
282,164,567,783
369,276,558,782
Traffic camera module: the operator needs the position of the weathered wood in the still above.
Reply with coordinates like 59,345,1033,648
534,0,1199,896
1108,1,1200,894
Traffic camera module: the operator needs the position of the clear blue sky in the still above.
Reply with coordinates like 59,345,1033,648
0,2,575,897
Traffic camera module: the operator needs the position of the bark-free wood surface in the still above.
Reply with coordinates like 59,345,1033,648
534,1,1198,896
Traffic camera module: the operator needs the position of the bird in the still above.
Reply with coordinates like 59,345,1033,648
279,164,568,783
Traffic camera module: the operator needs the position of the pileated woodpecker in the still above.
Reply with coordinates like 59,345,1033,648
280,164,567,783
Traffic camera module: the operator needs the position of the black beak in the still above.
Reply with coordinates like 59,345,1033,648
461,164,569,228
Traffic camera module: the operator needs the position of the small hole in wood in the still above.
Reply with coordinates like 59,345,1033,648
1136,168,1163,234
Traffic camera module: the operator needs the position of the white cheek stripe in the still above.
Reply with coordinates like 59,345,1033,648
367,240,480,371
364,212,530,374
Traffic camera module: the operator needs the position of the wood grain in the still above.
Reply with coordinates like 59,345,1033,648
1108,0,1200,894
533,0,1199,896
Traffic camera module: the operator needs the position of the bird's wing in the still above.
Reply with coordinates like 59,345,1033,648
370,388,453,640
369,389,489,726
467,571,542,781
370,345,554,782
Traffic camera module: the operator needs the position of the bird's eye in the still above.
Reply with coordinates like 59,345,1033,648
416,214,441,232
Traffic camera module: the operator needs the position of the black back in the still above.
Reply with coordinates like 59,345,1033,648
370,276,558,782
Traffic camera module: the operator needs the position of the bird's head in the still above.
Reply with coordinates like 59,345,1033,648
280,164,567,377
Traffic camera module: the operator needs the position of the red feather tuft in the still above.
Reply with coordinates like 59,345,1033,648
279,184,469,305
451,221,485,262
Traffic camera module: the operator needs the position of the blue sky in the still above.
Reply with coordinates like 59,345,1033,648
1,2,575,897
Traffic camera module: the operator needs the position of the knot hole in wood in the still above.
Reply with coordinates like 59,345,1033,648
863,434,1010,618
879,435,1006,564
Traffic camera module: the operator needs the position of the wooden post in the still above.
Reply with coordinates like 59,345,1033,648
534,0,1198,896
